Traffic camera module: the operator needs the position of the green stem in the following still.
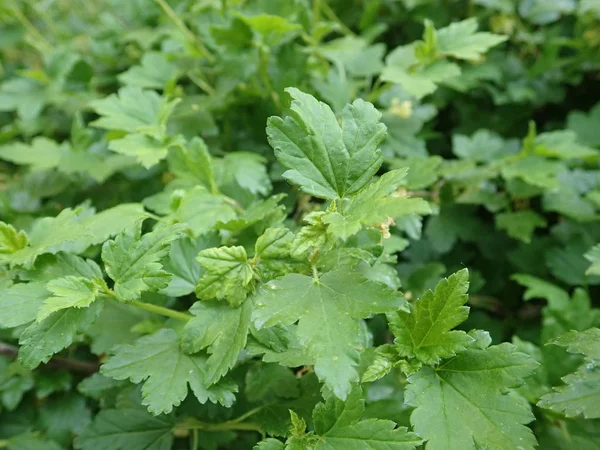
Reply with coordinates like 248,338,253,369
154,0,215,63
130,300,192,322
321,1,353,36
190,429,199,450
188,73,216,96
176,419,262,433
227,404,269,424
10,1,52,52
102,287,191,322
258,46,281,109
312,0,321,28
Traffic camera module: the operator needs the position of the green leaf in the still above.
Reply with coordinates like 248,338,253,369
267,87,387,199
538,328,600,419
534,130,598,159
585,244,600,276
161,234,218,297
195,246,255,306
236,13,302,47
382,45,461,98
0,282,48,328
87,301,149,355
7,434,63,450
436,18,508,61
75,408,175,450
324,169,431,240
118,52,178,89
102,223,185,301
83,203,149,246
388,269,473,365
567,102,600,147
405,342,538,450
0,222,28,259
10,208,95,268
168,136,216,191
291,386,422,449
495,210,547,243
255,228,301,279
253,270,407,399
108,133,184,169
18,301,102,369
38,394,91,446
37,276,100,321
0,137,65,171
254,439,285,450
174,187,237,236
183,300,252,385
217,152,272,196
512,274,570,310
101,329,235,415
90,87,178,136
538,367,600,419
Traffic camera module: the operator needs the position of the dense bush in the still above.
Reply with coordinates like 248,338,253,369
1,0,600,448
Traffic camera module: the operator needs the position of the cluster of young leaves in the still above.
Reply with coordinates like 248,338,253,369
1,0,600,449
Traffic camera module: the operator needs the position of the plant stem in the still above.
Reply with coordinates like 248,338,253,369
190,429,199,450
101,287,192,322
0,341,99,375
10,1,52,52
176,419,262,433
154,0,215,63
130,300,192,322
258,46,281,109
321,1,353,36
226,404,269,423
312,0,321,26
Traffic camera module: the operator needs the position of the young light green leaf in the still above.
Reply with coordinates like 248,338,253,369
101,329,236,415
182,300,252,385
102,223,185,301
195,246,255,306
75,408,175,450
19,301,102,369
436,18,508,61
406,343,538,450
37,276,100,321
388,269,473,365
324,169,431,240
382,45,461,99
267,88,386,199
0,222,28,259
253,271,407,399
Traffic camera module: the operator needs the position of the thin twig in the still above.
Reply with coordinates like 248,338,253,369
0,342,99,375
